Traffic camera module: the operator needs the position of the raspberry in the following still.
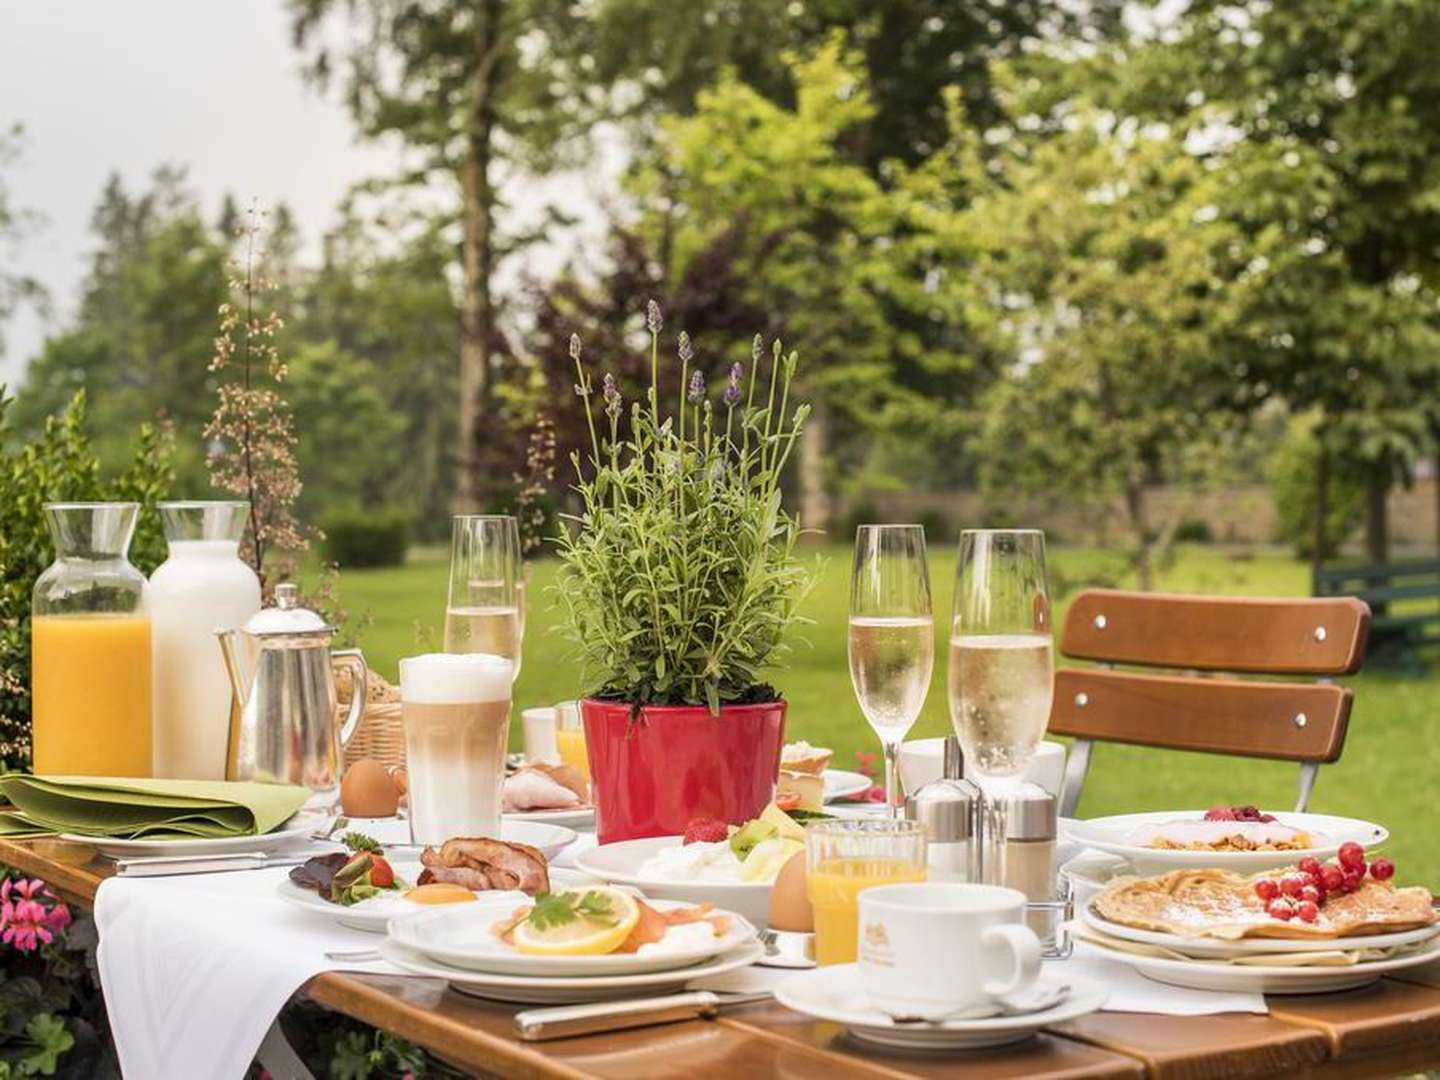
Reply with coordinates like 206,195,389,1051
1320,865,1345,892
1338,842,1366,872
1204,806,1238,821
682,817,729,845
1267,900,1294,920
1255,879,1279,902
1297,857,1321,877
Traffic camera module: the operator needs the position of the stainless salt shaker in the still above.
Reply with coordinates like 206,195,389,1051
904,737,982,883
986,781,1057,898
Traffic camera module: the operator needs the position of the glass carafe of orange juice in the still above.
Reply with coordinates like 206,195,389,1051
31,502,152,776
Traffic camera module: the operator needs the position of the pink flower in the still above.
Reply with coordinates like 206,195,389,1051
0,877,69,953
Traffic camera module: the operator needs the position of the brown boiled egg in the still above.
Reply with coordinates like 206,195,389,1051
340,759,399,818
769,850,813,932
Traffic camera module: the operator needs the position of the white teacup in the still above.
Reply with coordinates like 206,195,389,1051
858,883,1042,1019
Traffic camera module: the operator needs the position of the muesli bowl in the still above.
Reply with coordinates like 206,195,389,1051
1061,809,1387,877
576,836,777,927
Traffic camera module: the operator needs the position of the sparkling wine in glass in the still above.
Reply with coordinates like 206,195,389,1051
849,524,935,814
444,515,523,680
947,529,1054,786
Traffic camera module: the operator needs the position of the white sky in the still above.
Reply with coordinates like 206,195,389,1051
0,0,618,386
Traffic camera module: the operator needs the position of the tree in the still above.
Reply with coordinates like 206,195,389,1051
15,168,227,490
961,89,1290,588
0,127,46,363
289,0,594,511
1114,0,1440,562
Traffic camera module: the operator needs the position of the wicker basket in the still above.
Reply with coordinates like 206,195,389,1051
337,667,406,772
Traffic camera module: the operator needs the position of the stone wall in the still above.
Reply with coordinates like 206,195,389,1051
830,480,1440,551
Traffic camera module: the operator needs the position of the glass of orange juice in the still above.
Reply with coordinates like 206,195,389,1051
554,699,590,783
806,818,927,965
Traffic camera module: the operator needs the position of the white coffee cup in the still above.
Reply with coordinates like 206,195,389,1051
522,706,559,765
858,883,1042,1019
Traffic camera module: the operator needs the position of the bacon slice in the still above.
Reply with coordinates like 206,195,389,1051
417,837,550,895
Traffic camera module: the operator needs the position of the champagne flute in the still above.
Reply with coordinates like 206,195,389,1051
444,515,523,680
848,524,935,815
947,529,1054,788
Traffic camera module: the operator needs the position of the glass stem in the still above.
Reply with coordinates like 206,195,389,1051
883,739,901,818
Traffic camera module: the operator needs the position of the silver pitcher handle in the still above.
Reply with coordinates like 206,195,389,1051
333,649,368,747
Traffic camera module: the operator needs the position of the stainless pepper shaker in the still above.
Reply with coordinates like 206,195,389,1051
904,736,983,883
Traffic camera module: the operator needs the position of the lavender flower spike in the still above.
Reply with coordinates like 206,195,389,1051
687,369,706,404
602,372,622,421
752,334,763,362
569,333,582,361
678,331,694,363
724,362,743,405
646,299,663,334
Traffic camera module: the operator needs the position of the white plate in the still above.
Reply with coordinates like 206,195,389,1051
377,937,765,1004
60,811,326,858
390,893,756,975
1060,810,1387,876
1080,904,1440,960
823,769,872,802
775,966,1106,1051
277,865,596,933
503,806,595,828
1083,936,1440,994
576,836,772,927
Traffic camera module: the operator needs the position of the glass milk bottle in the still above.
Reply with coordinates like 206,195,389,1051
31,502,152,776
149,501,261,779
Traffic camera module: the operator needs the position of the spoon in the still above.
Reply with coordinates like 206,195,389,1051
888,982,1071,1025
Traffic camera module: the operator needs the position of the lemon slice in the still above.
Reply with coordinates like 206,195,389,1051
512,886,640,956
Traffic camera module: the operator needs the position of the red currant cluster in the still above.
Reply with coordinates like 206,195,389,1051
1204,805,1277,824
1254,843,1395,923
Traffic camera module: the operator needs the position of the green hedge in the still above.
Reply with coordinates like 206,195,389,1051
322,511,410,568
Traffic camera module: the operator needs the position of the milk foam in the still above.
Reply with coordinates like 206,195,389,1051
399,652,513,703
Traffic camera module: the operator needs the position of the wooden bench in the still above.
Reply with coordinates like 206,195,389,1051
1313,559,1440,672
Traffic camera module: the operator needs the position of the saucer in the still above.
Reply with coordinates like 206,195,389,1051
774,966,1106,1051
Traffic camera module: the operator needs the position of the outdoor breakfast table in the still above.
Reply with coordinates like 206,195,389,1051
7,835,1440,1080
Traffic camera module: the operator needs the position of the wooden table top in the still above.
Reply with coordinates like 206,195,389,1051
7,835,1440,1080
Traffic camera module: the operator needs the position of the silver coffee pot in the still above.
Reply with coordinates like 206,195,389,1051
216,583,367,807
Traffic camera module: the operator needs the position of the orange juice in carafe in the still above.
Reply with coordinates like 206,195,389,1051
32,614,152,776
30,502,152,777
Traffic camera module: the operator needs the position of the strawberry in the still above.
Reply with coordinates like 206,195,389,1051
368,855,395,889
683,817,729,845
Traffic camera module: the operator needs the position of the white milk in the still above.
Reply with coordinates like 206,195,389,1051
150,539,260,778
399,652,514,843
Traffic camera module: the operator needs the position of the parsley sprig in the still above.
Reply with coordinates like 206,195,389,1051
342,831,384,854
526,890,617,931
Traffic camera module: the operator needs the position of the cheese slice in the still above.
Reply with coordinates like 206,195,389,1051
777,769,824,812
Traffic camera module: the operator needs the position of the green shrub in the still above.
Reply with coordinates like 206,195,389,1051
916,508,951,545
321,511,410,568
1267,421,1364,560
1173,517,1214,543
0,390,172,769
839,499,880,541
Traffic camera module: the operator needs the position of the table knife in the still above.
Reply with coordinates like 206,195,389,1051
115,852,312,877
513,990,771,1041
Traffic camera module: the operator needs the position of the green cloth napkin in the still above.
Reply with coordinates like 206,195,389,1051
0,775,312,839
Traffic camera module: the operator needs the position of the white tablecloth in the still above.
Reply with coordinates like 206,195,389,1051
91,822,1262,1078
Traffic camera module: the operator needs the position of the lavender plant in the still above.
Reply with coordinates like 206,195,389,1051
555,302,813,713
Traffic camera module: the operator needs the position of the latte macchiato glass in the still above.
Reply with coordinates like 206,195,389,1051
399,652,514,844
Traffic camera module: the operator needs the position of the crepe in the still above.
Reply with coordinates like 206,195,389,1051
1093,867,1437,941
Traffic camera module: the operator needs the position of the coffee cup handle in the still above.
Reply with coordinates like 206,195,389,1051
981,924,1042,997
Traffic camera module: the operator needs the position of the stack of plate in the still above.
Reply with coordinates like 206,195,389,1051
378,894,763,1003
1078,905,1440,994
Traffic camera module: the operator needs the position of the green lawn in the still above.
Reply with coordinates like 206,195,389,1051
325,544,1440,888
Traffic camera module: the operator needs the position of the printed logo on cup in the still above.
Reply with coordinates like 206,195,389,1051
860,920,894,967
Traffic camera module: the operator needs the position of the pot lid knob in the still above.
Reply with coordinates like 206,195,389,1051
243,582,331,636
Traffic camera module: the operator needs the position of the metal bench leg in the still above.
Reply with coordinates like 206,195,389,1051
1059,738,1092,819
1294,761,1319,814
256,1019,316,1080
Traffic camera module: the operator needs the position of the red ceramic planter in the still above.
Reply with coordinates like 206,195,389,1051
581,698,787,844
